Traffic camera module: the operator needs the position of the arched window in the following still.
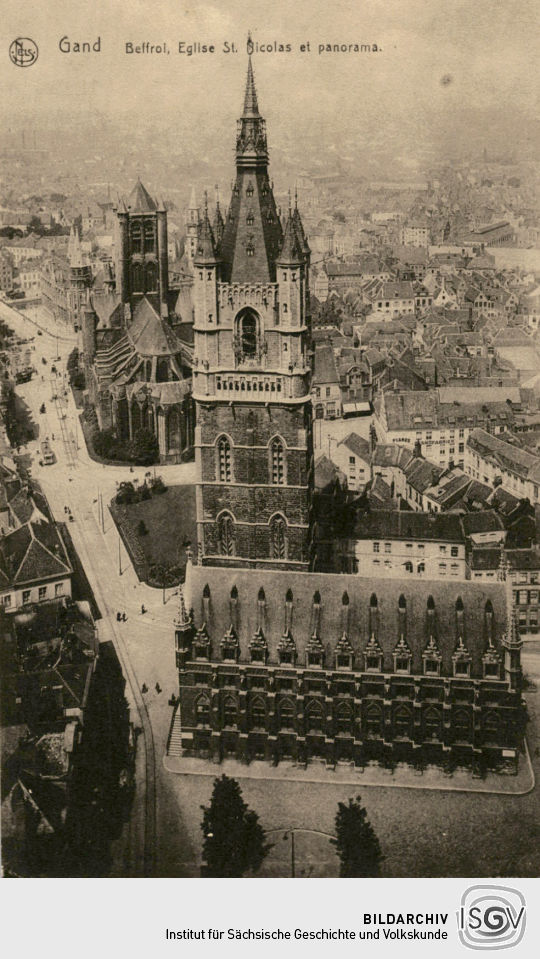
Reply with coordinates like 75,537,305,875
246,212,254,226
405,561,413,573
336,701,353,734
394,705,412,739
398,594,407,610
306,700,324,732
143,219,155,252
223,696,238,727
279,698,295,729
131,222,142,254
250,696,266,729
131,262,143,293
423,706,442,741
342,591,350,606
270,515,287,559
427,595,435,610
271,438,285,485
364,703,383,738
453,708,471,741
217,436,232,483
218,512,235,556
483,710,501,743
145,261,158,291
195,696,210,726
240,311,257,355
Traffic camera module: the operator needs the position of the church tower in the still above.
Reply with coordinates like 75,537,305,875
68,223,92,329
193,55,313,570
114,179,169,319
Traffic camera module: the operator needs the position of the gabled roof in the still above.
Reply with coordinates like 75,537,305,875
337,433,370,460
312,345,339,385
127,296,184,357
0,520,72,588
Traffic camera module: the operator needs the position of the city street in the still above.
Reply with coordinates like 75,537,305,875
2,301,195,876
3,301,540,878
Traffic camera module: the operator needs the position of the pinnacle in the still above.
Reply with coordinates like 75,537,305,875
242,55,260,118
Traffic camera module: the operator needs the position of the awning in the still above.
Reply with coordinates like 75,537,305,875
343,401,372,415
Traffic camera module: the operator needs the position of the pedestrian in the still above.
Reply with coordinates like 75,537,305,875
141,683,148,694
155,683,162,694
122,612,127,622
141,604,146,615
116,612,121,622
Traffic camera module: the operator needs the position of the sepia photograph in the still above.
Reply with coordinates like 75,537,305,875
1,0,539,896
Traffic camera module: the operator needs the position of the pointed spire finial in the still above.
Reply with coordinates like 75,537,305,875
243,47,260,118
294,183,298,208
215,184,220,210
203,190,208,215
288,188,292,213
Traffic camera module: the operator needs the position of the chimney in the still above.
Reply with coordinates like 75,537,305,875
413,438,422,458
431,469,439,486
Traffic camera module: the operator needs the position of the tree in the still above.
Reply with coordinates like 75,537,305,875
200,775,271,877
130,428,159,466
332,795,383,878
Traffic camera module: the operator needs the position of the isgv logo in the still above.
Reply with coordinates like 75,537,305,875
457,886,526,950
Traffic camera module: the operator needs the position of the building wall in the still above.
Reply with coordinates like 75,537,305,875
0,576,71,613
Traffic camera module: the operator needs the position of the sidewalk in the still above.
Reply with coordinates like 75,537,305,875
164,738,535,796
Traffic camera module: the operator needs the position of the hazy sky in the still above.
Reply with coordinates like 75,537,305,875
2,0,539,157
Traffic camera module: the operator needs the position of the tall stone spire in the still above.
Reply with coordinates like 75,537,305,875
220,51,282,281
243,55,260,118
235,53,268,167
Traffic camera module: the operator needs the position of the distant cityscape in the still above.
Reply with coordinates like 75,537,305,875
1,49,540,880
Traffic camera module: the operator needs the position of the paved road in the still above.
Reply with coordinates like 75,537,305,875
4,303,194,876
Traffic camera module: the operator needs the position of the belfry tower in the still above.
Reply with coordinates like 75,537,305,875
193,54,313,570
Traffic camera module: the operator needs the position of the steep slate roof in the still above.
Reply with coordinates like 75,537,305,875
126,179,157,214
468,428,540,484
186,563,508,679
127,297,184,356
338,433,370,461
371,443,414,470
0,521,72,588
312,345,339,385
352,510,464,543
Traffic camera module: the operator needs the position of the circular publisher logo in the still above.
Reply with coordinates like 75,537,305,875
9,38,38,67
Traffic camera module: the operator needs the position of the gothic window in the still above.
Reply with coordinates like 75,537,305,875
145,261,158,291
239,310,258,356
394,705,413,739
131,262,143,293
218,512,235,556
195,695,210,726
453,708,471,741
250,696,266,729
223,696,238,727
364,703,383,739
271,438,285,485
131,222,142,254
144,219,155,252
423,706,442,741
246,211,254,226
217,436,232,482
246,183,254,197
306,700,324,732
270,515,287,559
424,658,440,675
246,244,255,258
483,710,501,743
336,702,353,734
278,698,295,729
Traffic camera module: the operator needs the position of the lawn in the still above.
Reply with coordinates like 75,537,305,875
111,484,197,586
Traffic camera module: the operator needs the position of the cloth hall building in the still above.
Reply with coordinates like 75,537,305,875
169,56,524,773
